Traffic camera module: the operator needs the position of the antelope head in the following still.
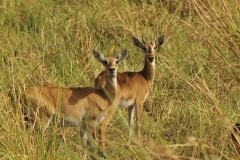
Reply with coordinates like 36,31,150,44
93,49,128,77
132,35,164,63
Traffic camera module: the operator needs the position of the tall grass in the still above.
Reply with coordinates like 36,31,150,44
0,0,239,159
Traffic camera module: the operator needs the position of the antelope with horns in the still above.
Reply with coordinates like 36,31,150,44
95,35,164,154
22,49,127,149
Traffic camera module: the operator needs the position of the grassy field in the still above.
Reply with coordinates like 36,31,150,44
0,0,240,159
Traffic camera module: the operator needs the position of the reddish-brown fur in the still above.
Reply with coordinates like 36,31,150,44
94,36,164,154
22,49,127,149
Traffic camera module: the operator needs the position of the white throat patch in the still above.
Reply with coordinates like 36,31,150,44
107,76,117,88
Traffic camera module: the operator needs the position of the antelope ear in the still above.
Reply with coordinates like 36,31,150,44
155,36,164,49
132,37,145,49
116,49,128,63
93,50,107,65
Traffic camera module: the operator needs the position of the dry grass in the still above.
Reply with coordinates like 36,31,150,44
0,0,239,159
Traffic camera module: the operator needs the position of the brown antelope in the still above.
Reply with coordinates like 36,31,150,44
22,49,128,149
95,36,164,154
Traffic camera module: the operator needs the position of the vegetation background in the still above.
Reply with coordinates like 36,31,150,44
0,0,239,159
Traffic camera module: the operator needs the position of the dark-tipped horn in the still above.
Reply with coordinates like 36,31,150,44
142,36,145,43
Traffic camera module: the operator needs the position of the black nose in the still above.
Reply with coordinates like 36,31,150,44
149,57,154,62
109,68,115,72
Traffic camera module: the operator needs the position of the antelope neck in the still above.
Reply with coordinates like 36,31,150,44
103,76,117,102
140,58,155,84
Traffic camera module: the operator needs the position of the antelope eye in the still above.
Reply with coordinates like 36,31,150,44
102,60,108,66
143,47,147,52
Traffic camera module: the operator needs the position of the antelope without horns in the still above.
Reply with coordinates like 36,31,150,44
95,35,164,153
22,49,127,148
